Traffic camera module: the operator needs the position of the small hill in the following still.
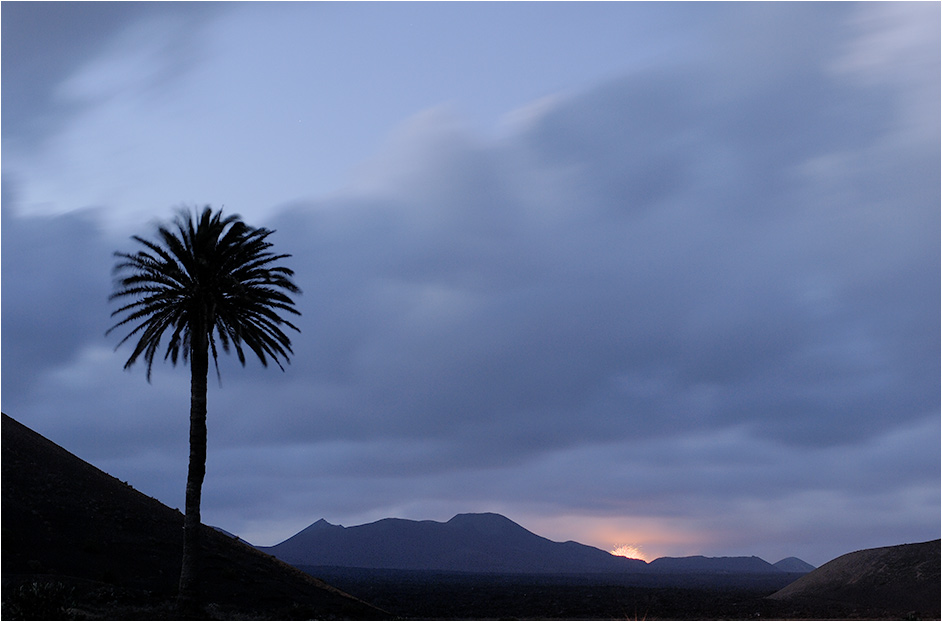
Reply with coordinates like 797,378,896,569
769,539,940,618
260,512,649,573
1,413,385,619
773,556,815,573
647,554,781,574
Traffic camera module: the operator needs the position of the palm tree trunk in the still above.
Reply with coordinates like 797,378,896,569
178,327,209,614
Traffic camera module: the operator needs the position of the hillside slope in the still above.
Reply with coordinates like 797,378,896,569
769,539,940,617
1,413,384,619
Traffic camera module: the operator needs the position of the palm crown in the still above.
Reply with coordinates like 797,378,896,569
108,207,301,379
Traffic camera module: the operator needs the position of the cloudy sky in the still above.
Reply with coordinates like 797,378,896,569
2,2,939,567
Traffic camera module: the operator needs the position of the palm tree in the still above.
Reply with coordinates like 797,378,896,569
107,206,301,613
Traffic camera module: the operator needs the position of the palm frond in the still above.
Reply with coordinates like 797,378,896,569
108,206,301,382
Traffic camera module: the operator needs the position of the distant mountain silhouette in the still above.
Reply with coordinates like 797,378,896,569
773,556,816,573
1,413,385,619
647,554,781,574
260,512,648,573
261,513,808,577
769,539,940,616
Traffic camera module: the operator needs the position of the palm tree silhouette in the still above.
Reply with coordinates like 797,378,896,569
108,206,300,613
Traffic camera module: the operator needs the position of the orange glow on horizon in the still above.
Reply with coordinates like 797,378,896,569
610,543,648,562
517,513,712,562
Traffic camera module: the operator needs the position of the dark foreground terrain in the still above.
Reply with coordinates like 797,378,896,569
300,565,938,620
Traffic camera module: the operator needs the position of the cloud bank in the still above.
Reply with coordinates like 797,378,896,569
2,2,938,566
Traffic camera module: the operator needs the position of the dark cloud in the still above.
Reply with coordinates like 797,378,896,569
242,45,937,462
0,183,191,470
1,187,112,399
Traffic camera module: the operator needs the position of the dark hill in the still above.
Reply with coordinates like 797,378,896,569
647,554,780,574
1,413,385,620
773,556,815,573
261,513,799,579
259,512,649,573
772,557,814,572
769,539,940,618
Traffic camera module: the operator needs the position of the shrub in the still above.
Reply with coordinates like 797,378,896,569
2,580,75,620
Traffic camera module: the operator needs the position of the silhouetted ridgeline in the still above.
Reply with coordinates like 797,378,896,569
773,556,817,573
259,513,647,573
259,512,811,578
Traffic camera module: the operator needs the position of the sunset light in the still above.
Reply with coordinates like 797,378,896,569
611,544,647,562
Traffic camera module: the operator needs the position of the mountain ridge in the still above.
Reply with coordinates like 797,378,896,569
260,512,648,574
260,513,811,576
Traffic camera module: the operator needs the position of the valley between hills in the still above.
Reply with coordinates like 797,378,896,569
3,413,938,620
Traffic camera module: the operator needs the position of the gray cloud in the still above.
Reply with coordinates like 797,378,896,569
244,47,937,457
1,2,220,154
1,2,936,565
1,190,112,398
